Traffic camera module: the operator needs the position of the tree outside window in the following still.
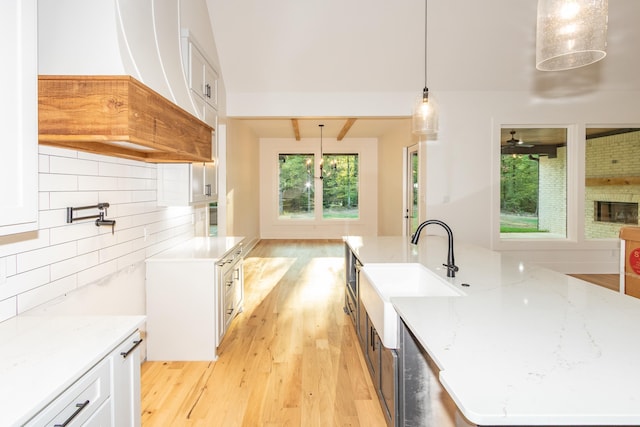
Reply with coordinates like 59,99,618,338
279,154,314,219
321,154,359,219
278,153,359,220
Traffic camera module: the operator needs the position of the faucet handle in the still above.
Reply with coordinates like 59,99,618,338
443,263,459,277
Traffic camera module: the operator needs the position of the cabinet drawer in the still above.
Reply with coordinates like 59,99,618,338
25,358,111,427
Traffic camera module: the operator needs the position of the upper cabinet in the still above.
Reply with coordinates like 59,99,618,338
0,0,38,236
182,33,219,127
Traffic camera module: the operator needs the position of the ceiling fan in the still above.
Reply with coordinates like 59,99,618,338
504,130,534,147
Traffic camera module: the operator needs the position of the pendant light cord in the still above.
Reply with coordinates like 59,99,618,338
424,0,428,90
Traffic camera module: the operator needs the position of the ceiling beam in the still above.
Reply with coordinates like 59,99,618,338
291,119,300,141
337,118,357,141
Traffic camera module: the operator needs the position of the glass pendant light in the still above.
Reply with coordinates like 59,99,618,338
412,0,438,135
536,0,608,71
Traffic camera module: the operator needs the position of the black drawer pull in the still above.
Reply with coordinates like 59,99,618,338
54,399,90,427
120,339,143,359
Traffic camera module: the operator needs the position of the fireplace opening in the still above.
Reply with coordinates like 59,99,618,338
595,201,638,224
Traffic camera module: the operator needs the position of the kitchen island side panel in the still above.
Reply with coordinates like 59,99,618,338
146,260,217,361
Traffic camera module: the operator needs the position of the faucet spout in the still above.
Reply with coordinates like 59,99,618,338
411,219,459,278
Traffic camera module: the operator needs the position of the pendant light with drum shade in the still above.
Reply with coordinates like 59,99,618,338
536,0,608,71
412,0,438,135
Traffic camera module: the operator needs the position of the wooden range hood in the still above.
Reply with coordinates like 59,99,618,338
38,76,213,163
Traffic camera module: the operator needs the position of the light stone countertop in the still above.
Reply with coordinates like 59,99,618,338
146,236,245,262
0,315,145,426
344,235,640,426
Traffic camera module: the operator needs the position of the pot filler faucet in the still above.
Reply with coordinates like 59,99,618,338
411,219,459,278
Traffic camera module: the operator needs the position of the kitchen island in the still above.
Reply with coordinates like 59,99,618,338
146,236,245,361
345,235,640,426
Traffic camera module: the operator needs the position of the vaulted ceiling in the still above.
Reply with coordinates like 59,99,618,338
206,0,640,139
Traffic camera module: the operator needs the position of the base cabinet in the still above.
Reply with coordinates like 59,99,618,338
146,240,244,361
363,310,397,427
25,330,142,427
111,331,143,427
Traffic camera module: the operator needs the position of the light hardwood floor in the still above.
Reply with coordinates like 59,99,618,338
141,240,386,426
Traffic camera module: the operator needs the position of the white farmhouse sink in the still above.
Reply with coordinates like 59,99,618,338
359,263,465,349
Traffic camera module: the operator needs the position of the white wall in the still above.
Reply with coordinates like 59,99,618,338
424,90,640,273
377,120,416,235
259,137,378,239
0,146,199,322
225,120,260,246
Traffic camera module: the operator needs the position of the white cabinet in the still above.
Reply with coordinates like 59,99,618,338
24,330,142,427
217,246,244,344
13,322,143,427
111,331,143,427
0,0,38,236
146,237,244,361
157,160,217,206
25,357,112,427
182,33,219,126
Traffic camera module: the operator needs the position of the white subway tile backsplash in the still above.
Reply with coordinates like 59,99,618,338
49,191,101,210
51,251,99,281
117,177,156,191
99,241,133,263
5,255,16,276
49,155,99,175
0,297,16,322
50,222,100,246
0,147,196,321
131,190,158,203
117,249,146,270
78,175,119,191
76,235,104,256
0,266,50,300
39,173,78,192
39,155,50,173
77,259,118,288
17,241,77,273
38,209,68,229
97,190,134,205
0,230,50,258
17,275,77,314
39,145,78,158
39,192,50,210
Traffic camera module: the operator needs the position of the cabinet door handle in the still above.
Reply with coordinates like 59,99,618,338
205,83,211,98
205,184,212,197
54,399,90,427
227,308,234,315
370,327,375,351
226,280,233,288
120,339,143,359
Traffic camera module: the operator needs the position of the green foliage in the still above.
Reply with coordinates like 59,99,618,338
500,155,539,215
278,153,359,218
279,154,314,215
321,154,359,211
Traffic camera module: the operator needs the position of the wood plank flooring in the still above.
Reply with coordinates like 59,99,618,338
141,240,386,427
569,273,620,291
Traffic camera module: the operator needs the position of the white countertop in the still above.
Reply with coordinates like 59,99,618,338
146,236,245,262
0,315,144,426
345,235,640,425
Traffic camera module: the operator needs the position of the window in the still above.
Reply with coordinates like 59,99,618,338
279,154,314,219
500,127,567,239
278,153,359,220
321,154,359,219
